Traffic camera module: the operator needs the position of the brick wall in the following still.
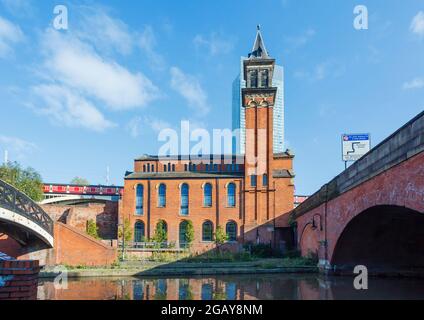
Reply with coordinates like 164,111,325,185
121,177,244,251
53,222,117,266
0,234,22,258
0,260,39,300
41,202,118,240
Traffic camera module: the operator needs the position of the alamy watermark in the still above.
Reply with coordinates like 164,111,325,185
53,5,68,30
353,265,368,290
53,265,68,290
353,5,369,30
157,121,271,175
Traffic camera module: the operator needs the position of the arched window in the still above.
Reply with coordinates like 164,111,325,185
250,175,257,187
158,184,166,207
203,183,212,207
262,174,268,187
147,163,150,172
172,164,175,172
202,221,213,242
226,221,237,242
179,220,189,248
167,163,171,172
163,164,167,172
143,165,146,172
227,183,236,207
152,165,155,172
180,183,189,215
134,221,145,242
136,184,144,215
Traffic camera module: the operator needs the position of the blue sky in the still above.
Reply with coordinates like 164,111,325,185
0,0,422,195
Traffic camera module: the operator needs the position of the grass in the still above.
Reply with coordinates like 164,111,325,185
54,249,318,271
182,251,254,263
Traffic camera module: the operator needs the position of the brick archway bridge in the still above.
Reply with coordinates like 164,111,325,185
292,111,424,274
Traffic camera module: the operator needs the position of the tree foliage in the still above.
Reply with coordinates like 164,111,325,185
185,220,195,247
0,161,43,201
70,177,90,185
152,220,168,243
214,226,228,247
118,218,133,243
86,219,100,239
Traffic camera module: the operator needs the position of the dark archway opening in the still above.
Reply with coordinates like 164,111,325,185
332,205,424,273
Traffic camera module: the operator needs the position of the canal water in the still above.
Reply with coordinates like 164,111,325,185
37,274,424,300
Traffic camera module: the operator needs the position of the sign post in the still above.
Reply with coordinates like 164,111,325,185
341,133,371,169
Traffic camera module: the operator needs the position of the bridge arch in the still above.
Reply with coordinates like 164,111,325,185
0,179,53,248
331,205,424,272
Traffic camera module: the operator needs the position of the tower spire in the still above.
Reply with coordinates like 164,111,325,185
248,25,269,59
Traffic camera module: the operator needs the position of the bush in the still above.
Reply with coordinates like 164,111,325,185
214,226,228,251
244,243,274,258
152,220,168,243
285,249,301,259
185,220,195,248
118,218,132,243
280,256,318,267
86,219,100,239
184,251,253,263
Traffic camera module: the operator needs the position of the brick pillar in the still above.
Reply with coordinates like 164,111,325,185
0,260,40,300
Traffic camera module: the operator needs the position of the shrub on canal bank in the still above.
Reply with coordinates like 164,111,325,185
183,251,253,263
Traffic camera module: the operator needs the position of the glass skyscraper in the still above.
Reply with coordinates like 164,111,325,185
232,57,285,155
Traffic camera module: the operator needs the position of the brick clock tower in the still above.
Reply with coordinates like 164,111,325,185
242,26,295,246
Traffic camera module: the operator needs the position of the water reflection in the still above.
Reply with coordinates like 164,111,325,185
37,274,424,300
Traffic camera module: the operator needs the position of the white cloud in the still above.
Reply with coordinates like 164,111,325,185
126,116,171,138
77,9,133,56
0,0,33,16
284,29,316,51
126,116,142,138
0,16,24,58
0,135,37,160
294,61,345,82
21,7,164,133
146,116,171,132
193,32,234,56
410,11,424,37
403,77,424,90
170,67,210,115
41,30,160,111
30,84,116,132
137,26,165,69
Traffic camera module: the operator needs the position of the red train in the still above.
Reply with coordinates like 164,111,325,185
43,183,124,196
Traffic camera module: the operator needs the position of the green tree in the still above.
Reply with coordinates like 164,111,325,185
70,177,90,185
86,219,100,239
185,220,195,248
152,220,168,244
118,218,133,243
0,161,43,201
214,225,228,253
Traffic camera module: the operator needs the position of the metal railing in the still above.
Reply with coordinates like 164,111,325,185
119,241,190,250
0,179,53,236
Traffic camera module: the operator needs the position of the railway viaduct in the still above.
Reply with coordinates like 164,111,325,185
292,111,424,275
